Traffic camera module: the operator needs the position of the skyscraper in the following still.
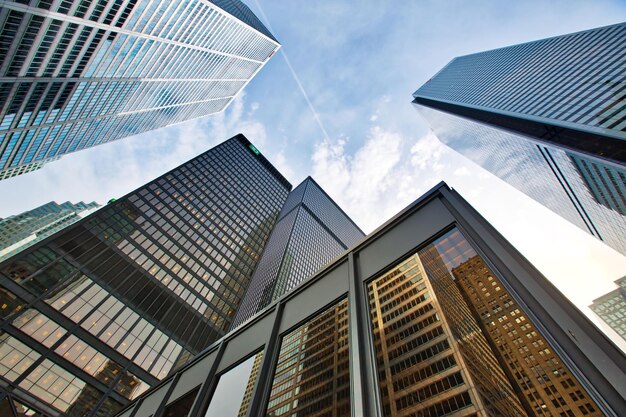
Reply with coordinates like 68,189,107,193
108,183,625,417
590,277,626,341
412,23,626,255
0,0,279,180
0,134,291,416
0,200,100,262
232,177,364,328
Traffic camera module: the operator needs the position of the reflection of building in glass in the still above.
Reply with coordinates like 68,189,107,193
425,230,601,416
110,183,625,417
413,23,626,256
266,298,350,416
590,277,626,341
0,0,279,180
367,252,526,417
0,201,100,262
203,350,265,417
232,177,363,328
237,351,264,417
0,134,290,416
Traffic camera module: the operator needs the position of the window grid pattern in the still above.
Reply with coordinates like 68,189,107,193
0,136,289,416
426,229,602,417
416,105,626,256
589,277,626,341
265,298,350,417
0,0,279,179
414,23,626,137
231,178,364,329
0,201,99,263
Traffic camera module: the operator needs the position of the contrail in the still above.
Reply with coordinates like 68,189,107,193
252,0,332,143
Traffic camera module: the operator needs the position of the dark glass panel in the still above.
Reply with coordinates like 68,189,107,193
0,397,16,417
0,287,26,319
163,387,200,417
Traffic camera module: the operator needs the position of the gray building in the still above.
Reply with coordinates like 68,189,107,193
105,183,625,417
231,177,364,328
0,0,279,180
0,201,100,262
590,277,626,341
412,23,626,256
0,134,291,416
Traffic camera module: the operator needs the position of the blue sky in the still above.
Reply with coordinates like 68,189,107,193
0,0,625,345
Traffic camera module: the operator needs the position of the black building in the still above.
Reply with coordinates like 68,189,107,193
232,177,364,328
108,183,625,417
0,134,291,416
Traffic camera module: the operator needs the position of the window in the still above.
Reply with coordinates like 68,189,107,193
163,386,200,417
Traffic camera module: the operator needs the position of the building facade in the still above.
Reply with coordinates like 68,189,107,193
232,177,364,328
412,23,626,256
106,183,625,417
590,277,626,341
0,200,100,262
0,0,279,180
0,134,291,416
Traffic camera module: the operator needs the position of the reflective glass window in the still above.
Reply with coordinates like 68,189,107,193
204,351,263,416
265,298,350,416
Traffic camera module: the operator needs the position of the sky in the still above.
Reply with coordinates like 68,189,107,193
0,1,625,346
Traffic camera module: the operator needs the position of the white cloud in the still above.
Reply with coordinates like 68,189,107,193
312,127,448,232
453,166,470,176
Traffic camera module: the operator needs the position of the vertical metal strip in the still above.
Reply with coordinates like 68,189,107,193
151,373,182,417
247,302,284,417
347,252,382,417
188,341,226,417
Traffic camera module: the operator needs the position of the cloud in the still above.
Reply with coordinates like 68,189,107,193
311,127,448,232
453,166,470,176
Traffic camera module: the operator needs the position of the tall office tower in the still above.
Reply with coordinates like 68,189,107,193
111,183,625,417
0,0,279,180
231,177,364,328
590,277,626,341
0,201,100,262
412,23,626,256
0,134,291,416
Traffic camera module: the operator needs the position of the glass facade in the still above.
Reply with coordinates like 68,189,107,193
265,298,350,416
413,23,625,163
0,134,291,416
0,201,100,263
231,177,364,328
108,184,624,417
590,277,626,341
204,350,263,417
0,0,279,180
367,227,605,417
414,106,626,256
412,23,626,255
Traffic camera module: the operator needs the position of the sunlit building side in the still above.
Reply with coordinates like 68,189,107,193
413,23,626,256
0,0,279,180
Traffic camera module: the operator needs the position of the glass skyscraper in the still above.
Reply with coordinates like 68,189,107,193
590,276,626,341
0,200,100,262
0,0,279,180
231,177,364,328
0,134,290,416
107,183,625,417
412,23,626,256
